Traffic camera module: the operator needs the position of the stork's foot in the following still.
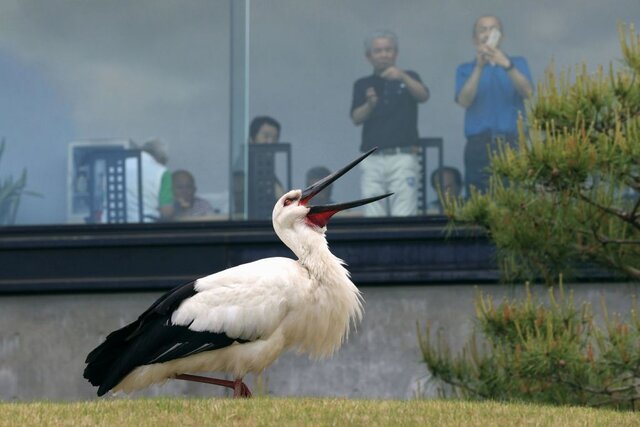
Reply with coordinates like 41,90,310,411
174,373,252,398
233,378,252,398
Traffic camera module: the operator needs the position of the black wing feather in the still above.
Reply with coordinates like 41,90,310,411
83,280,251,396
85,280,197,367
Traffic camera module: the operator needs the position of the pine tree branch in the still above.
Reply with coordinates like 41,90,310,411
428,374,487,399
577,193,627,218
591,395,640,408
578,192,640,231
631,194,640,220
589,226,640,279
594,235,640,245
619,264,640,279
557,376,638,396
597,246,640,279
571,228,640,280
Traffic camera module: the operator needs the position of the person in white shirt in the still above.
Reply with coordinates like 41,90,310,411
125,139,173,222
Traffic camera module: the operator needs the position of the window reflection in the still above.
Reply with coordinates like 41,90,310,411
171,170,218,221
247,0,637,220
69,139,132,223
350,30,429,217
0,0,637,225
232,116,291,220
0,1,229,225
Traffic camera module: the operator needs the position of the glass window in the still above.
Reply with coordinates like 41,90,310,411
0,1,637,225
0,1,230,225
245,0,639,219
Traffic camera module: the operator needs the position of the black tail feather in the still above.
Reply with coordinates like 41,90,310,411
83,281,197,395
87,315,241,396
83,320,140,388
83,280,250,396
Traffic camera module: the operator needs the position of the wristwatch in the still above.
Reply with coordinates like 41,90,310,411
504,59,515,71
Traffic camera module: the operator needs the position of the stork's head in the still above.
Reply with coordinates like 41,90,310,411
272,148,391,246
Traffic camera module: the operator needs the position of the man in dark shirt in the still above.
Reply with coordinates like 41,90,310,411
351,29,429,216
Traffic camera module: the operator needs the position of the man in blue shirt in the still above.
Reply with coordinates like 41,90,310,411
455,15,533,196
351,30,430,216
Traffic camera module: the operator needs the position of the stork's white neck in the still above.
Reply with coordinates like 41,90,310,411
277,221,363,358
281,223,347,281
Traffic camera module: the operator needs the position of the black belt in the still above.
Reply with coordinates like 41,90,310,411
468,132,517,143
370,146,416,155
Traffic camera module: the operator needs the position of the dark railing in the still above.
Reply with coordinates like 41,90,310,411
0,216,498,294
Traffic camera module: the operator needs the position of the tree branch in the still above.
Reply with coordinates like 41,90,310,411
557,376,638,396
578,192,640,231
631,194,640,220
594,234,640,245
427,373,487,399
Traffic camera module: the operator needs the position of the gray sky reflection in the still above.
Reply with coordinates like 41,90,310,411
0,0,637,223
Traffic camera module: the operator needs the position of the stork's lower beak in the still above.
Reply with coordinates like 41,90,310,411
300,148,392,228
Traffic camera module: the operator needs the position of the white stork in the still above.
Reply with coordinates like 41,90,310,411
84,148,390,398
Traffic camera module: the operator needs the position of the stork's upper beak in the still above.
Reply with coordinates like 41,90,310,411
300,148,392,228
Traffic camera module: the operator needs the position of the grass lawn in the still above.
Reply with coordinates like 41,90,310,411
0,398,638,427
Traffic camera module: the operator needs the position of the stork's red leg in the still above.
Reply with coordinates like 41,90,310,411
175,374,252,398
233,378,252,398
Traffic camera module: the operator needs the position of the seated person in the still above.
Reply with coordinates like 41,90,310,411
233,115,285,218
171,169,216,221
249,116,280,145
249,115,285,198
429,166,463,214
125,139,173,222
306,166,333,205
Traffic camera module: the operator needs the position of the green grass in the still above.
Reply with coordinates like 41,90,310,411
0,398,637,427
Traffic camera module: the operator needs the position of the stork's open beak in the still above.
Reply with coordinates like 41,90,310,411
300,148,392,228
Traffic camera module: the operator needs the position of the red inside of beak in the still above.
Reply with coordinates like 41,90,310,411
300,193,338,228
306,209,338,229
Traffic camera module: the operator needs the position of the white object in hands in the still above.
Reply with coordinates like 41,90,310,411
83,148,392,398
485,28,501,65
486,28,501,48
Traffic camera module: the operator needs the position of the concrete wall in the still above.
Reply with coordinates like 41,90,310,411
1,282,638,401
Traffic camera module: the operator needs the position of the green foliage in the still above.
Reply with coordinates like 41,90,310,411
419,282,640,410
0,139,38,225
445,24,640,284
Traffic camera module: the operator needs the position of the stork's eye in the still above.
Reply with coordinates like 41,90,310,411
284,197,295,206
